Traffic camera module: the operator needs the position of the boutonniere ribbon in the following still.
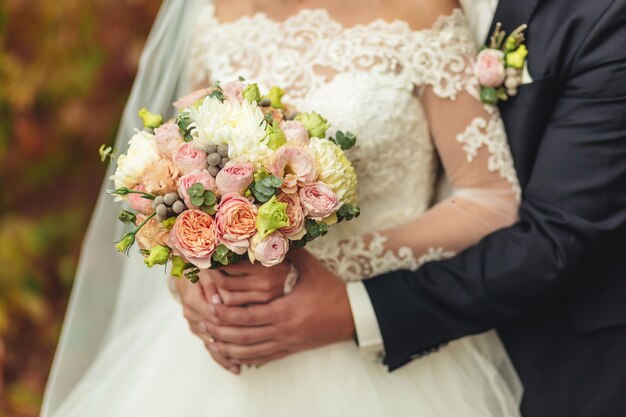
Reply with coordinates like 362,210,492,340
475,23,529,105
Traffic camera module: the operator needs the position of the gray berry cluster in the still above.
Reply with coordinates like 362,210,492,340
504,68,523,96
205,143,230,177
153,192,187,222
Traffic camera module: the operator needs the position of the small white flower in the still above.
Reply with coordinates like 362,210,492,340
111,130,160,192
187,97,271,164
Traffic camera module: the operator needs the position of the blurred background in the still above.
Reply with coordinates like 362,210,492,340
0,1,160,415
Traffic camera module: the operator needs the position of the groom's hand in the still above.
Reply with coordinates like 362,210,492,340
201,249,356,367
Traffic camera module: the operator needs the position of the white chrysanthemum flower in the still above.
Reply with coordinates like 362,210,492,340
187,97,270,164
308,137,358,205
112,130,160,191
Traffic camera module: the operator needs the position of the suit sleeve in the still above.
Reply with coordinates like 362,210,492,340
364,0,626,370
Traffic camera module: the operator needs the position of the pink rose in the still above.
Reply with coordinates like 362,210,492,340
215,161,255,195
474,49,506,88
267,145,317,193
154,122,183,159
222,81,245,103
173,88,212,109
215,193,258,254
299,182,340,220
177,170,217,208
276,192,305,239
175,142,208,175
250,232,289,267
280,120,309,145
128,184,153,215
169,209,218,269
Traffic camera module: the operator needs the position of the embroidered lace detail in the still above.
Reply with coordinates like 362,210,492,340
456,114,522,200
309,233,456,283
190,6,476,102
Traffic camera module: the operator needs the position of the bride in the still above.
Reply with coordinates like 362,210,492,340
41,0,522,415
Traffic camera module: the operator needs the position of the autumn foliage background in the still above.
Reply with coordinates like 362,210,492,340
0,1,160,415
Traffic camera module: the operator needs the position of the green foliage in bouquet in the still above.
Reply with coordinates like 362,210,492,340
250,174,283,203
187,183,218,215
336,204,361,222
176,111,195,142
211,244,242,267
292,219,329,248
330,131,357,151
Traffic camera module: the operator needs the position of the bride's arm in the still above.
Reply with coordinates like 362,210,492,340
322,91,520,282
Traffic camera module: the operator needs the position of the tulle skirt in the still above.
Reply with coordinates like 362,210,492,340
49,286,522,417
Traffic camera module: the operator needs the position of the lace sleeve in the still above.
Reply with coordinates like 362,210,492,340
315,13,521,282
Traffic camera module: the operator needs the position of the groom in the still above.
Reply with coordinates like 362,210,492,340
186,1,626,416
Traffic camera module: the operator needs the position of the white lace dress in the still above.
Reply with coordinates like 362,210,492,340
48,5,523,417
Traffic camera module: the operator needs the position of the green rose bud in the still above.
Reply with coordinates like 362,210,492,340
506,45,528,69
295,112,331,138
144,245,171,268
267,122,286,150
504,36,518,52
171,256,186,278
263,86,286,109
256,195,289,239
242,83,262,103
138,107,163,129
115,233,136,254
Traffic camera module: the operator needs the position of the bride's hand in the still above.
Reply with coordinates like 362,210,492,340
208,261,292,306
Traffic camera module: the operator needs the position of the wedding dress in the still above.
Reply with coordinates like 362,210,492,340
42,1,523,416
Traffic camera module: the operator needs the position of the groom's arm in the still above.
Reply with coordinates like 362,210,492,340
365,0,626,370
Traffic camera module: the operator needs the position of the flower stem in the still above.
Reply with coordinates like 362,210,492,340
133,212,156,234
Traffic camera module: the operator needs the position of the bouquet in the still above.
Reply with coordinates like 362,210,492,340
104,79,360,282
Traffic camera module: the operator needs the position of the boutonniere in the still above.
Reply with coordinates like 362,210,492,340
475,23,529,105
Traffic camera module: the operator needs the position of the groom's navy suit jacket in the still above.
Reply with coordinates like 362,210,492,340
364,0,626,415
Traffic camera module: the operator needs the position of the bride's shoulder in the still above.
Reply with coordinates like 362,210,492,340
384,0,461,31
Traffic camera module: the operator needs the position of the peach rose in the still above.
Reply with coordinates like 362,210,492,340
135,214,169,250
474,49,506,88
222,81,245,103
276,192,305,239
215,193,258,254
250,232,289,267
299,181,340,220
215,161,255,195
177,170,217,208
154,122,183,159
175,142,208,175
128,184,154,215
142,159,179,195
281,120,309,145
267,145,317,193
168,209,218,268
173,88,212,110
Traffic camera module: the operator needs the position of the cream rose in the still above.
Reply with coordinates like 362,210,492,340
215,193,258,254
215,161,255,195
168,209,218,269
249,232,289,267
175,142,208,175
112,130,160,191
299,181,340,220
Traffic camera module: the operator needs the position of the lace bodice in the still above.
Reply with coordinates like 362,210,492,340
189,3,520,282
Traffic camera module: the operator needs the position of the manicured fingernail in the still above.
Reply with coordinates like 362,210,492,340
212,294,222,304
230,367,240,374
199,322,207,333
208,336,215,343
